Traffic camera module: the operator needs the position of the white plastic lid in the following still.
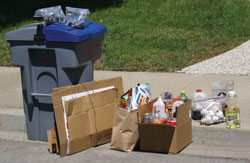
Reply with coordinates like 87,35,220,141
228,91,236,97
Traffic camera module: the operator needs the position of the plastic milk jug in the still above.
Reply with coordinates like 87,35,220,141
191,89,208,120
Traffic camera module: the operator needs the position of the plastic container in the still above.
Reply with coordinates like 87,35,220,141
161,106,169,124
153,96,165,119
226,91,240,129
161,92,172,111
178,90,188,102
168,107,176,127
173,98,184,117
4,20,107,141
152,107,162,124
191,89,208,120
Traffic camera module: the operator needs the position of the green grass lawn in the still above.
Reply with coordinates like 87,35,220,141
2,0,250,71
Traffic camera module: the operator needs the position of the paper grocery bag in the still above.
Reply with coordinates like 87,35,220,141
110,107,139,152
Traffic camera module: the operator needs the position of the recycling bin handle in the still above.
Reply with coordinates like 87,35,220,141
31,93,51,97
21,67,33,107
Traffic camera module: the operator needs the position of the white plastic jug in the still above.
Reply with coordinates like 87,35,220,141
191,89,208,111
153,96,165,118
191,89,209,120
173,98,184,114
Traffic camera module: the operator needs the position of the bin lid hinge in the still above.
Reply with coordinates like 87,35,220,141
34,24,46,42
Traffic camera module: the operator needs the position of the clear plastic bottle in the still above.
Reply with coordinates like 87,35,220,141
162,106,169,124
226,91,240,129
191,89,208,120
153,96,165,119
178,90,188,102
152,107,162,124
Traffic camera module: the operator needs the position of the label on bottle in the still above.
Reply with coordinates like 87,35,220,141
226,113,240,125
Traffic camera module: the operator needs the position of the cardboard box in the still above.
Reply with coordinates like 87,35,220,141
138,99,192,153
51,77,124,157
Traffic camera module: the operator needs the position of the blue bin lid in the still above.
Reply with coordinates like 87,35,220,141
42,19,107,42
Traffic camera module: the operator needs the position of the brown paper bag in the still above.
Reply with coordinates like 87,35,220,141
110,107,139,152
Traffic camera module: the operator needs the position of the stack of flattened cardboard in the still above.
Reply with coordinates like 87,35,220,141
48,77,124,157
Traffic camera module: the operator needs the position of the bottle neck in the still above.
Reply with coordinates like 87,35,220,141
227,96,237,106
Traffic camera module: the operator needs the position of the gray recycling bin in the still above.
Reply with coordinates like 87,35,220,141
5,20,107,141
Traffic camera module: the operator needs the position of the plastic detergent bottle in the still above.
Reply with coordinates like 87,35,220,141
153,96,165,119
173,98,184,118
226,91,240,129
191,89,208,120
178,90,188,102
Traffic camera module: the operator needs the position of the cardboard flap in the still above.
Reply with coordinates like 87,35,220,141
52,77,123,106
92,102,118,133
68,112,91,141
176,100,191,126
52,86,79,106
139,123,175,153
176,119,192,152
53,105,67,156
77,77,124,102
66,88,118,117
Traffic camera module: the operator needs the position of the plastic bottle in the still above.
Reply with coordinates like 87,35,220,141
226,91,240,129
173,98,184,117
152,107,162,124
162,106,169,124
191,89,208,120
153,96,165,119
178,90,188,102
168,105,176,127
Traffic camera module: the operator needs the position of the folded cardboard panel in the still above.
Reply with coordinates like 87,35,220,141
176,119,192,152
139,123,176,153
51,77,124,157
138,99,192,154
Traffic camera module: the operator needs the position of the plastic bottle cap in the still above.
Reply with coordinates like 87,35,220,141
196,89,202,92
181,90,185,94
169,121,176,127
228,91,236,97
